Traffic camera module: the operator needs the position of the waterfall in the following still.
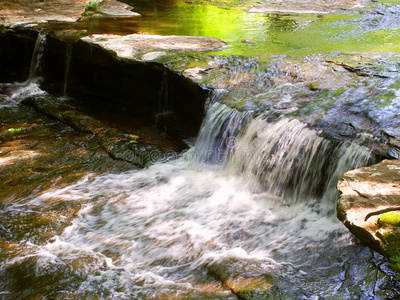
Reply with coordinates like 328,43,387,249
62,43,73,98
225,117,371,207
10,33,47,101
191,102,371,209
193,100,251,165
27,32,47,85
0,96,393,299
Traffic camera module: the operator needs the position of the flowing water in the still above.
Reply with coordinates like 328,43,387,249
4,32,48,106
62,44,73,99
1,96,399,299
2,3,400,298
41,0,400,58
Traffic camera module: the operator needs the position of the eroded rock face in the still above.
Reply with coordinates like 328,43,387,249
337,160,400,259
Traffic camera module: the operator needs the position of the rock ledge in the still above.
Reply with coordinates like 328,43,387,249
337,159,400,263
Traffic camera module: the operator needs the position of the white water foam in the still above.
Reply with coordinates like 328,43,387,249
1,157,356,298
0,103,390,299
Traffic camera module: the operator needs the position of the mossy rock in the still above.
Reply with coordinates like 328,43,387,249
378,211,400,227
309,81,320,91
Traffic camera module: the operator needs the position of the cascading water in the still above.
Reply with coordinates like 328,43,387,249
1,99,398,299
7,33,47,102
194,97,251,165
62,43,73,99
27,33,47,85
226,117,372,206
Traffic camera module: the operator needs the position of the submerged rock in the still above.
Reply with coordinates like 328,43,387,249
337,159,400,270
206,257,276,299
249,0,363,14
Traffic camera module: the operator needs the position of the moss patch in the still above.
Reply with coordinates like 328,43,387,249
378,211,400,227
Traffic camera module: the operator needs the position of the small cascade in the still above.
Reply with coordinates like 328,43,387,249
155,68,172,130
225,117,371,206
193,100,251,165
0,89,396,298
10,33,47,101
158,68,169,113
27,32,47,85
62,43,73,98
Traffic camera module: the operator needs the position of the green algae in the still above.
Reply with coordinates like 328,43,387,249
379,211,400,227
126,0,400,58
36,0,400,62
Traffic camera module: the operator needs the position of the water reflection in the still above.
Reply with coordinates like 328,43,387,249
43,1,320,56
41,0,400,58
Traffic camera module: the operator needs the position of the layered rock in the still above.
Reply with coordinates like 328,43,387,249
0,0,88,26
337,159,400,266
81,33,227,60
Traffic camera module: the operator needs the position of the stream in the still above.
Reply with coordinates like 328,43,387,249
0,93,399,299
1,0,400,299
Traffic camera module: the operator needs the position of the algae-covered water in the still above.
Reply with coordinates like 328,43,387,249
44,0,400,58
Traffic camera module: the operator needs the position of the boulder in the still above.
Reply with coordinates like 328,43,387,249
337,159,400,268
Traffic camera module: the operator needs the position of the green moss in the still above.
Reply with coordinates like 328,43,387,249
309,82,320,91
85,0,100,12
390,254,400,279
377,0,400,4
162,53,211,72
378,211,400,226
379,227,400,277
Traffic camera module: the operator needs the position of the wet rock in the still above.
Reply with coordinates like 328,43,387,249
182,67,208,83
31,32,210,142
337,159,400,271
81,33,227,60
0,29,209,145
0,101,135,203
308,81,320,91
0,0,88,27
21,94,165,167
249,0,363,14
206,256,277,299
0,150,39,167
141,51,169,62
241,39,257,45
96,0,141,17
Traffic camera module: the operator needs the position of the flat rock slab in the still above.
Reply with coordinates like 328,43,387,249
0,0,88,26
97,0,141,17
337,159,400,255
81,34,227,60
250,0,364,14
